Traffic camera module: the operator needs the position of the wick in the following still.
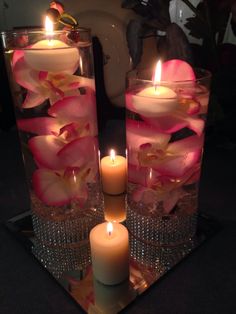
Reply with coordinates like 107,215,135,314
110,149,116,164
47,36,53,47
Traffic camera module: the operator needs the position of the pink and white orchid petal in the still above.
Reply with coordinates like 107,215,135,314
162,189,183,214
127,119,170,166
162,59,196,82
13,56,41,92
126,92,136,113
142,115,188,134
32,169,72,206
71,76,95,91
143,112,204,136
148,135,203,177
12,50,24,67
183,116,205,136
17,117,61,135
58,136,99,168
128,164,160,187
48,94,98,136
126,119,170,148
168,134,204,154
22,90,46,108
63,167,89,204
48,95,92,119
52,73,95,93
59,122,90,141
154,149,202,177
29,135,65,170
183,163,201,185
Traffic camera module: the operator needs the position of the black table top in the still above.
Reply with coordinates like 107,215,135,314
1,119,236,314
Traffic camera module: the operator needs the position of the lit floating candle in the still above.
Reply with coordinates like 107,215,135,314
132,60,178,117
89,222,129,285
100,149,127,195
104,193,126,223
24,16,79,72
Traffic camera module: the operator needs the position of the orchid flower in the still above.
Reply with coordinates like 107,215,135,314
32,166,90,206
17,93,98,138
128,162,200,214
12,50,95,108
29,135,99,173
30,135,99,206
127,119,203,177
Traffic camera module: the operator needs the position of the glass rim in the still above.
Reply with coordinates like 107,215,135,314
127,67,212,84
0,27,91,37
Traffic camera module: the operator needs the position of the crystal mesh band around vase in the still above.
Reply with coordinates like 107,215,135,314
128,231,198,271
126,202,198,246
32,238,91,279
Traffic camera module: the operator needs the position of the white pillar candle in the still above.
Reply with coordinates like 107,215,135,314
100,149,127,195
90,222,129,285
131,60,178,117
24,16,79,72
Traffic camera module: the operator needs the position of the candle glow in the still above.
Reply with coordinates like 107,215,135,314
45,16,54,36
110,149,116,163
153,60,161,86
107,222,113,236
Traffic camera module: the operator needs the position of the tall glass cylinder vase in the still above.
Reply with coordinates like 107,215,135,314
1,28,103,277
125,61,211,267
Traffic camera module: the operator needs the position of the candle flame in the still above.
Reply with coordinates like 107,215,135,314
153,60,162,88
45,16,54,36
110,149,116,163
107,222,113,236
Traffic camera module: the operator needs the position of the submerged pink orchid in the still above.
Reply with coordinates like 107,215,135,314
12,50,95,108
127,117,203,213
128,162,200,214
12,47,98,208
29,135,99,205
127,119,203,177
29,135,99,173
17,93,98,138
33,166,90,206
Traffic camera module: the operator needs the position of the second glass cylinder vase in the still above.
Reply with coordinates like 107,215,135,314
125,60,211,266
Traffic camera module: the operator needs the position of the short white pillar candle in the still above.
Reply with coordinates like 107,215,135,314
89,222,129,285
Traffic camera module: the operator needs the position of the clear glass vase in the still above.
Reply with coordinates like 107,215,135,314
125,63,211,266
1,28,104,276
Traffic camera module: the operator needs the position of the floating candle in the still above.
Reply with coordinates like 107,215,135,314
131,60,178,117
100,149,127,195
90,222,129,285
24,16,79,72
